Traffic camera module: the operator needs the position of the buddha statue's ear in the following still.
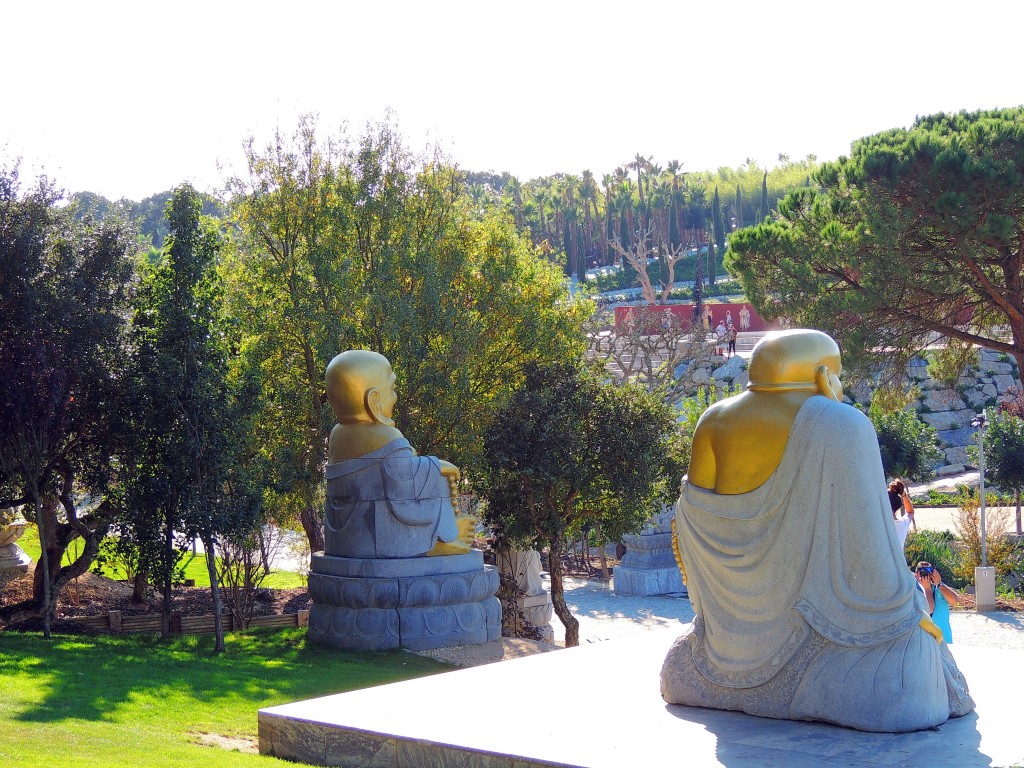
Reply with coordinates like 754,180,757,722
365,389,383,423
814,364,840,401
365,388,395,426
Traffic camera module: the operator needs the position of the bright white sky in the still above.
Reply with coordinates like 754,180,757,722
4,0,1024,201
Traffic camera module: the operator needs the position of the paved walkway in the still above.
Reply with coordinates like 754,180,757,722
547,575,1024,651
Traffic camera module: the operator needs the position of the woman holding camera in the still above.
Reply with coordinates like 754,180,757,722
887,478,916,548
915,561,959,643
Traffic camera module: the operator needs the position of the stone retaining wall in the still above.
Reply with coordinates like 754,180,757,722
680,347,1021,477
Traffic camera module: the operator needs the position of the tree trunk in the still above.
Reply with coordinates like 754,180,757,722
47,525,106,606
596,522,609,580
29,486,52,637
202,531,225,654
299,504,325,554
132,572,148,605
259,530,271,572
547,537,579,647
1017,491,1022,536
161,520,174,639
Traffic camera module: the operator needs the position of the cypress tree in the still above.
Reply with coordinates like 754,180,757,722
735,184,742,229
563,219,574,277
759,171,769,223
712,187,726,253
619,206,635,283
605,195,614,265
707,238,717,286
576,224,587,282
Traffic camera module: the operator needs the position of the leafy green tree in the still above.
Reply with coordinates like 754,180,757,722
869,407,943,481
728,107,1024,378
226,119,588,553
479,362,684,647
978,407,1024,534
0,168,137,634
120,185,262,647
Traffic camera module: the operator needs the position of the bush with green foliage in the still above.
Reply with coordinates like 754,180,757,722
952,488,1022,587
869,407,943,481
903,530,964,589
926,342,979,389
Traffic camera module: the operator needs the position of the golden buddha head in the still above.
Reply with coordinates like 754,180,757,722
326,350,398,426
746,329,843,401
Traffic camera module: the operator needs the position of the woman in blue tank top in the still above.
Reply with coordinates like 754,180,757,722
915,561,959,643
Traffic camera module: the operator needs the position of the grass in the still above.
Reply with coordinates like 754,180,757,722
0,628,449,767
14,525,306,590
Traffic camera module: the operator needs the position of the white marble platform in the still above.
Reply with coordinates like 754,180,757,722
259,627,1024,767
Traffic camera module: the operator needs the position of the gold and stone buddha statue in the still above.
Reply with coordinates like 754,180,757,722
661,329,974,732
324,350,472,559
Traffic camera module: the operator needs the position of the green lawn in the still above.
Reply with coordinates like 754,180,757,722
14,525,306,590
0,628,449,767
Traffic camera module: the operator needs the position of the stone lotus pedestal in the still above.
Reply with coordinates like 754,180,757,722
613,506,687,597
308,550,501,651
0,522,31,576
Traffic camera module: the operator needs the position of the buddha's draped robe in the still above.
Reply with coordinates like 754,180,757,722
662,396,974,732
325,438,460,559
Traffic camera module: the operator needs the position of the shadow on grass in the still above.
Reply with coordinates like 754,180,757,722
0,628,448,724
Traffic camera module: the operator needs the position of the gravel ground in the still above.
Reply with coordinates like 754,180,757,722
551,575,1024,651
417,574,1024,668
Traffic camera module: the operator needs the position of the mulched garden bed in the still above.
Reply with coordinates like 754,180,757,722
0,565,311,632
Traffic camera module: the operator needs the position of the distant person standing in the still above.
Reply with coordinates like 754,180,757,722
714,321,727,354
887,478,915,548
726,324,737,358
725,309,733,328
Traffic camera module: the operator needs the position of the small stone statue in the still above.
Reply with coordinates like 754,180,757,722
661,329,974,732
324,350,471,559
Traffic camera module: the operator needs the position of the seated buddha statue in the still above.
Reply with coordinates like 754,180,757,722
324,350,471,559
660,329,974,732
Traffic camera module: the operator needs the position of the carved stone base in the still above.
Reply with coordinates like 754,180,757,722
0,523,31,575
613,566,686,597
613,532,686,596
308,550,501,651
496,549,554,641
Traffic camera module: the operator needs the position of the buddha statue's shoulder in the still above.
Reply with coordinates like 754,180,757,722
689,391,822,494
329,423,408,463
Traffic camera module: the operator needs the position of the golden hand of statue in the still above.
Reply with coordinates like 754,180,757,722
438,460,461,504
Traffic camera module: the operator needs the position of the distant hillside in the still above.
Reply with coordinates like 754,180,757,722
69,189,224,248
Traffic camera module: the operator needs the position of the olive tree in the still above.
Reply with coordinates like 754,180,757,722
478,362,685,647
0,167,136,633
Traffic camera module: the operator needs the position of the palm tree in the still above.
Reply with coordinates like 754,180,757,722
580,170,599,267
666,160,685,251
632,154,652,233
505,176,524,229
531,186,550,247
601,173,615,266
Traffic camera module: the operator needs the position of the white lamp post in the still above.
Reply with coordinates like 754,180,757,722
972,410,996,611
